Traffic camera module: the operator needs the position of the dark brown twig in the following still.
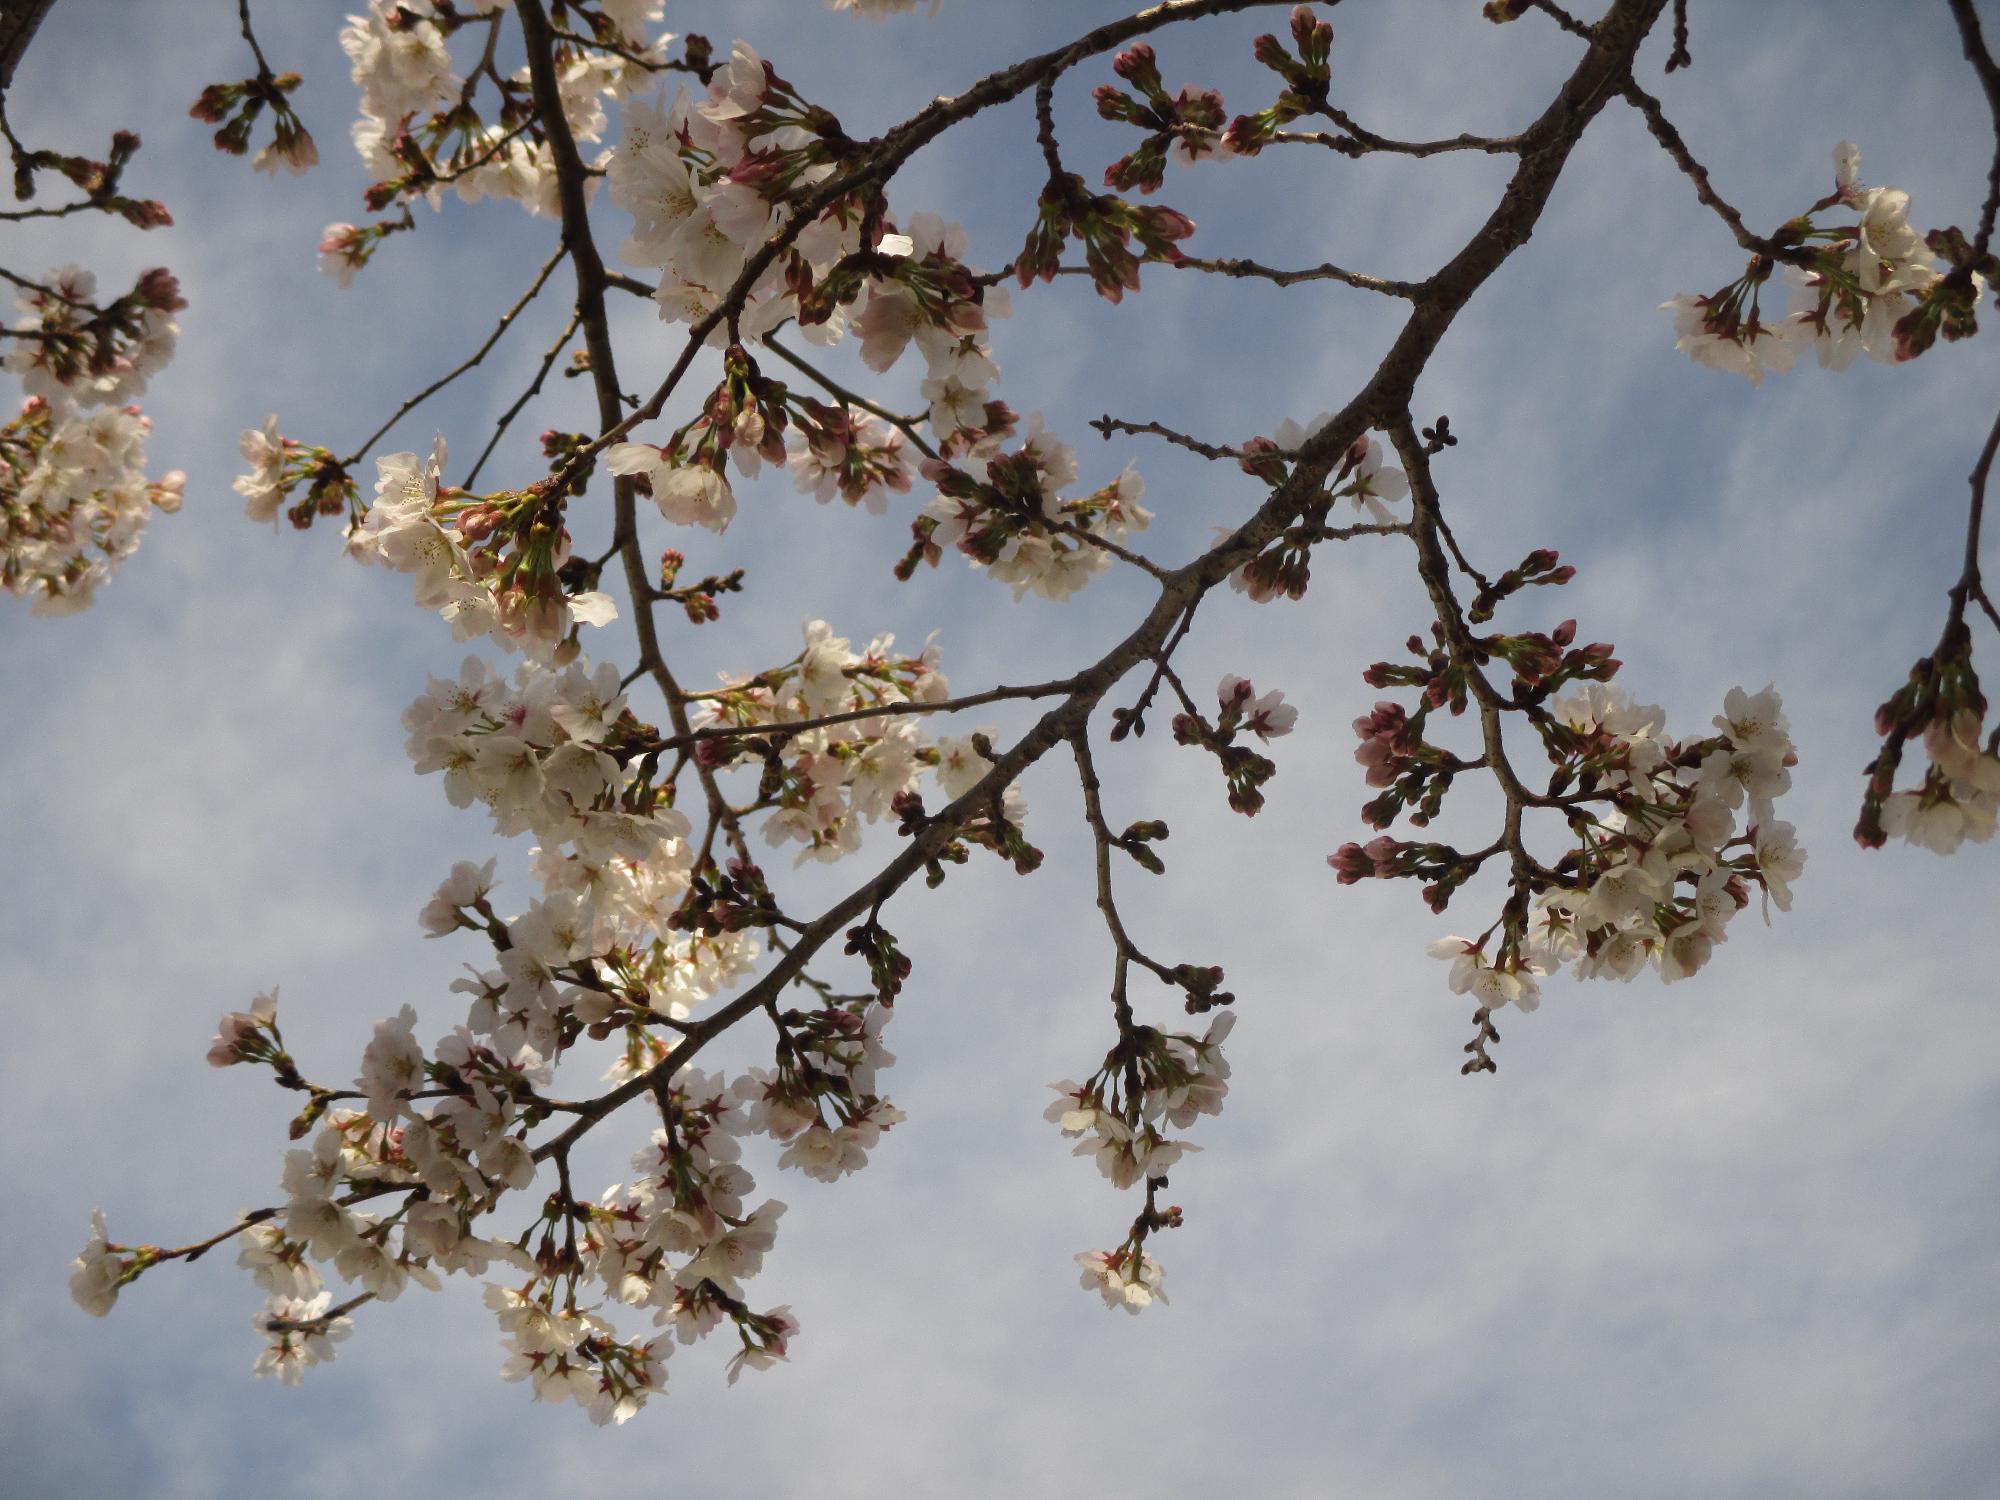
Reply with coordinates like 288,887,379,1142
1273,118,1521,158
1089,415,1247,462
1173,253,1421,297
1948,0,2000,266
463,308,581,489
343,244,567,470
1621,77,1810,264
761,332,938,460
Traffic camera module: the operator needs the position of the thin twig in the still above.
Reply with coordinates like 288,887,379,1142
1390,414,1562,879
1954,402,2000,634
1947,0,2000,266
1090,415,1248,462
551,27,696,76
463,308,581,490
149,1206,279,1264
236,0,276,80
645,675,1085,750
761,332,937,460
1621,78,1808,264
1270,120,1521,158
1664,0,1691,71
1527,0,1595,40
343,243,568,470
0,200,102,222
1174,254,1420,297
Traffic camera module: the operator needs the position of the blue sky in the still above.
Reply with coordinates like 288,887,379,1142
4,1,1998,1495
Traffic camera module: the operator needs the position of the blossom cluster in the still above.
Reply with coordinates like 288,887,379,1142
347,1,654,212
328,0,668,277
1047,1011,1234,1313
1878,706,2000,851
2,266,186,613
190,66,318,176
910,417,1153,601
1419,683,1806,1011
691,618,1025,866
1860,629,2000,854
604,56,1143,593
1665,142,1985,384
181,952,907,1417
1230,422,1409,603
238,427,619,657
399,654,717,1040
1164,674,1300,817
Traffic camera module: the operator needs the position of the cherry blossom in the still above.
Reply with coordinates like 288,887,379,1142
41,0,2000,1429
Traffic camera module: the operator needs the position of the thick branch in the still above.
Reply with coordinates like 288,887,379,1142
0,0,56,93
235,0,277,83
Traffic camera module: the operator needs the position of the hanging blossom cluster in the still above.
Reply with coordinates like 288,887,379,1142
1875,706,2000,851
1859,623,2000,855
1229,420,1409,603
1664,140,2000,858
1427,684,1806,1006
1322,518,1805,1065
1664,142,1986,384
910,418,1153,601
2,266,186,613
1047,1011,1234,1313
240,429,619,655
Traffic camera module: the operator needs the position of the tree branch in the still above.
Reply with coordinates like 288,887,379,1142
529,0,1674,1160
1621,77,1809,263
463,308,581,490
343,244,568,470
1173,253,1420,297
1948,0,2000,265
0,0,57,94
